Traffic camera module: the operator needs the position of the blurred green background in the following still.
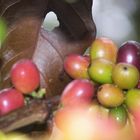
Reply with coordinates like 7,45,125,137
43,0,140,46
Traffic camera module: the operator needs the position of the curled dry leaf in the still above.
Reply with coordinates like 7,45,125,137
0,0,96,132
0,0,96,95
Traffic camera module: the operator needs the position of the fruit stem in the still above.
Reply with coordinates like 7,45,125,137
30,88,46,99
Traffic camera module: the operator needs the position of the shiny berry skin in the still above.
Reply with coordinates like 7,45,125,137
64,54,90,79
10,59,40,94
60,79,95,107
109,105,127,128
125,89,140,113
112,63,139,90
117,41,140,70
90,37,118,63
0,88,24,116
97,84,124,107
88,58,114,84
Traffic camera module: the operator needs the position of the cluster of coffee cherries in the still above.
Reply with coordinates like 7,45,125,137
53,37,140,140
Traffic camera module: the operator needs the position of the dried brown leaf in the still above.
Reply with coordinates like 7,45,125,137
0,0,96,131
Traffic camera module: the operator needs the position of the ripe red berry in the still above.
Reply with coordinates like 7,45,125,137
0,88,24,116
10,59,40,94
61,79,95,107
64,54,90,79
